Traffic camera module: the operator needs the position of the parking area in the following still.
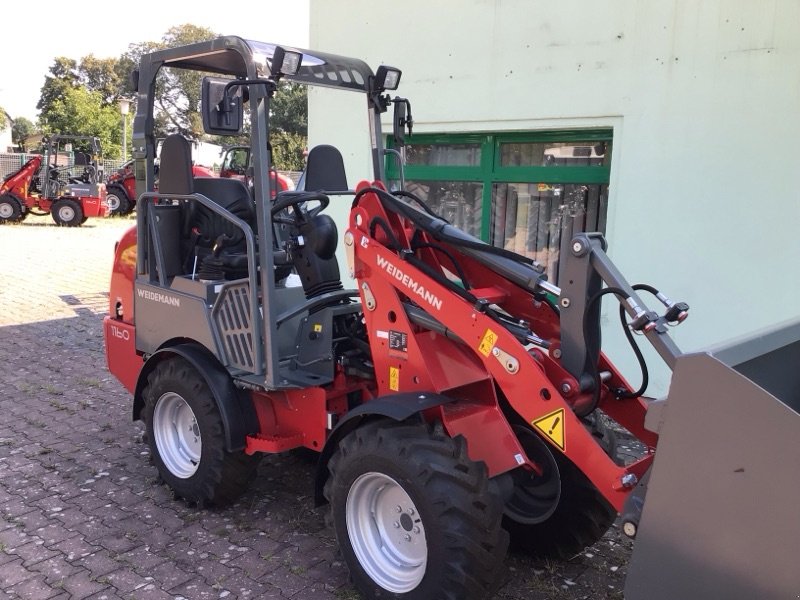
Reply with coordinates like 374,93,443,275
0,214,633,599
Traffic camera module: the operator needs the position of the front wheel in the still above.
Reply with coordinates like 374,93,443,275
0,194,24,223
502,426,616,559
105,186,131,215
142,357,260,506
325,420,508,599
51,199,83,227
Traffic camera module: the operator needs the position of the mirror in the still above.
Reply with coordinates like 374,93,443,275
393,100,406,146
392,98,413,147
202,76,243,135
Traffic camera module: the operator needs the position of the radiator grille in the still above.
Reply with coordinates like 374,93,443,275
213,283,254,371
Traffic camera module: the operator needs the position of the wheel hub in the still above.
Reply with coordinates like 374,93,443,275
59,205,75,221
346,472,427,593
152,392,201,478
0,203,13,218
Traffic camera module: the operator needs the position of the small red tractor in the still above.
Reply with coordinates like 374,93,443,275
104,38,800,599
219,144,295,195
0,135,109,226
105,147,216,216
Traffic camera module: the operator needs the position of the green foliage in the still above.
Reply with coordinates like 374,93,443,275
39,87,122,156
11,117,36,151
153,25,218,140
32,24,308,162
272,131,306,171
271,82,307,137
0,108,7,130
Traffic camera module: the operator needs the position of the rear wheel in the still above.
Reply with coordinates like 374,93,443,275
0,194,24,223
325,420,508,599
502,426,616,559
51,199,83,227
105,186,131,215
142,357,260,506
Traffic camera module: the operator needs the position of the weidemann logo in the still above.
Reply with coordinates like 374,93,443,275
377,255,443,310
137,288,181,307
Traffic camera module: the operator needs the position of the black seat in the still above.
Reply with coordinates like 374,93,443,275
297,144,349,192
282,145,349,299
159,134,257,280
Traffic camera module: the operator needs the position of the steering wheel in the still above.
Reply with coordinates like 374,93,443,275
271,191,330,225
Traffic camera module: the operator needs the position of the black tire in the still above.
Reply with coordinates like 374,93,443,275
502,427,616,559
325,419,508,600
0,194,24,224
51,199,84,227
141,357,260,507
105,186,131,216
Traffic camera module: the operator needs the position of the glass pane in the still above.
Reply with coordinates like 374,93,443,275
406,143,481,167
405,180,483,238
500,141,611,167
490,183,609,282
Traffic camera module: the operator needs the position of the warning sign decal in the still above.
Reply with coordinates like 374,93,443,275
532,408,566,452
389,366,400,392
478,328,498,357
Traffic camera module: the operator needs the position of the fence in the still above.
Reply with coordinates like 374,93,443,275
1,153,128,185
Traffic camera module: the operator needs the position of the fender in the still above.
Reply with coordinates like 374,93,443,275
313,392,456,505
133,343,257,452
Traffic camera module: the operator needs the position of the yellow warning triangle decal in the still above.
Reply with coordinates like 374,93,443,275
532,408,566,452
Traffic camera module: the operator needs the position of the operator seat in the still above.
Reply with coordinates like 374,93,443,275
285,144,348,299
159,134,256,279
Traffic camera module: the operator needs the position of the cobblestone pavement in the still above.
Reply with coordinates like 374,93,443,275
0,214,634,599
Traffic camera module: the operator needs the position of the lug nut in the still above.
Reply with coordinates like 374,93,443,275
404,534,411,541
393,521,400,528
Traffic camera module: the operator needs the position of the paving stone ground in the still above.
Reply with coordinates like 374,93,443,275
0,214,635,599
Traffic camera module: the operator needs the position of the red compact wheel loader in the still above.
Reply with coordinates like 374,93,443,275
105,144,216,216
103,37,800,600
0,135,109,226
219,144,294,195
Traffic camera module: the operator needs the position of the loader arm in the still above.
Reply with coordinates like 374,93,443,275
347,181,668,512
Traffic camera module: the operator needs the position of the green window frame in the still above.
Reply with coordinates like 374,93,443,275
387,129,612,241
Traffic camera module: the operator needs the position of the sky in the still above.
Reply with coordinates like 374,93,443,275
0,0,309,123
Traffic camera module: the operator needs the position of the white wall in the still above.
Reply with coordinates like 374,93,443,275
309,0,800,393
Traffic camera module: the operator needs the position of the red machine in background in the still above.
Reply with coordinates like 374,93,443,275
219,144,294,196
106,158,216,216
0,135,108,226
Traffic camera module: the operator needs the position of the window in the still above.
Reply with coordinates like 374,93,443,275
387,130,612,284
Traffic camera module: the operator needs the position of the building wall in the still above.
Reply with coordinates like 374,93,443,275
308,0,800,393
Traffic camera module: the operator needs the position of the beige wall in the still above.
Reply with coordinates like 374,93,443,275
309,0,800,393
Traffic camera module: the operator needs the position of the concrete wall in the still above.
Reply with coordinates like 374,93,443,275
309,0,800,393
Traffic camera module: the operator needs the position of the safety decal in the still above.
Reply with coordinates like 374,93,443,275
532,408,565,452
389,366,400,391
313,323,323,333
478,328,498,357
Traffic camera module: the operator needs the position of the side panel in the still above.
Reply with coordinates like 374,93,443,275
103,319,140,393
134,282,221,359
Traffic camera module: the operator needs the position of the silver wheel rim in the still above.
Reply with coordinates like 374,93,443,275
106,194,120,211
58,205,76,222
346,472,427,593
0,202,13,218
153,392,201,478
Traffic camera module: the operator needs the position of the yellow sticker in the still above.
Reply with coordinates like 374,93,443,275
532,408,566,452
313,323,322,333
478,328,498,357
389,366,400,391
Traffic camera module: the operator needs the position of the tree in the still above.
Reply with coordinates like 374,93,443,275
0,107,8,130
39,86,121,156
11,117,36,151
268,81,307,170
